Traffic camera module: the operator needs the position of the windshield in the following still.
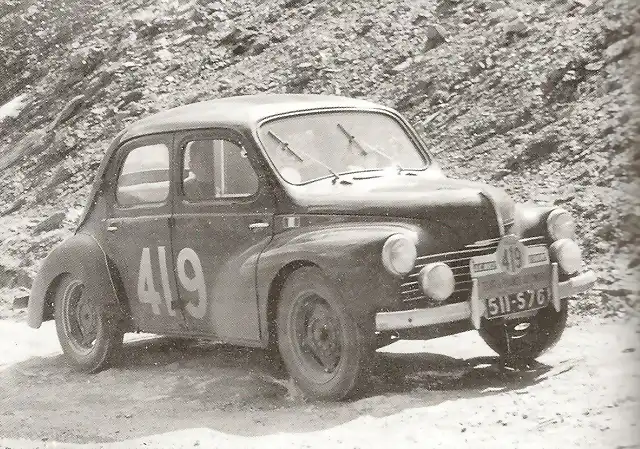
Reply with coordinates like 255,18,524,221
257,111,428,184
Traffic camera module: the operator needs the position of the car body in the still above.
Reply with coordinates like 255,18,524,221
27,94,596,399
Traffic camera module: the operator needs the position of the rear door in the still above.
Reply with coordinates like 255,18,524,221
171,129,275,343
104,134,186,334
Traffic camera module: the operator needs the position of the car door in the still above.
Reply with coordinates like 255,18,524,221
104,134,186,334
171,129,275,343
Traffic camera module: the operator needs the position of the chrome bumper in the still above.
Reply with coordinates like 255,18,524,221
375,265,597,332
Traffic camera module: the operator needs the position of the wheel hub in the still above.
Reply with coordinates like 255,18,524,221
64,282,98,350
296,297,342,373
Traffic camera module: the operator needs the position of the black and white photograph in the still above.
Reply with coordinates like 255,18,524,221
0,0,638,447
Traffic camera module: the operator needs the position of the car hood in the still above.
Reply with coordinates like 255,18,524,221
286,172,515,242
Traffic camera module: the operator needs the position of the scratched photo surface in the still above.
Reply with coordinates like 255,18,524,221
0,0,639,448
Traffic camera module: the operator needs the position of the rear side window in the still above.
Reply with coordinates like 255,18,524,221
116,144,170,206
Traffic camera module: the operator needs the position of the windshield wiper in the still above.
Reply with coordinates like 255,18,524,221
267,130,352,185
336,123,405,174
268,130,304,162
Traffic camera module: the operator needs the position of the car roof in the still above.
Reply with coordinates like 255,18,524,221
120,94,387,142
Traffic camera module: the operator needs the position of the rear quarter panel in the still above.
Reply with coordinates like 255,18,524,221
27,232,121,328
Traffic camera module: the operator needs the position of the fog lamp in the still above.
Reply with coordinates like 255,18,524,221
418,262,455,301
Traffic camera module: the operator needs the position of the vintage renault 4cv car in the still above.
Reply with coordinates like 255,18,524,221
27,94,596,400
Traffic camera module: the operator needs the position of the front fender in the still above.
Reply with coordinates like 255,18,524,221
257,221,422,341
27,232,121,329
512,204,555,239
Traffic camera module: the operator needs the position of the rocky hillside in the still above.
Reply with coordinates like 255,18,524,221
0,0,638,318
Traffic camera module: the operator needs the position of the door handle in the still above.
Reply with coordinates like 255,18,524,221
248,222,270,231
106,225,118,232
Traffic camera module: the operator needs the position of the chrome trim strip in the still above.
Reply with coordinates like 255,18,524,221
415,236,545,262
378,270,597,331
551,262,561,312
557,269,597,298
375,302,471,331
470,278,483,329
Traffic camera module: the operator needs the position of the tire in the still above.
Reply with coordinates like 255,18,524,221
276,267,374,400
479,299,568,366
54,274,124,373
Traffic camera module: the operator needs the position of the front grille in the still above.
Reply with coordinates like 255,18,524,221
400,236,546,309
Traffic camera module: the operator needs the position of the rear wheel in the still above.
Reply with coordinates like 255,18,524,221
54,275,124,372
479,300,568,366
276,267,373,400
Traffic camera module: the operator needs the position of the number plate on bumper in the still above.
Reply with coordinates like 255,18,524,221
486,288,549,319
470,243,552,321
474,263,551,299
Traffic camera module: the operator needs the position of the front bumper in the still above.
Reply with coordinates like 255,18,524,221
375,264,597,332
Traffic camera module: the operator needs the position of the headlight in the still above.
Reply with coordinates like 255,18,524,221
418,262,455,301
550,239,582,275
547,208,576,241
381,234,417,276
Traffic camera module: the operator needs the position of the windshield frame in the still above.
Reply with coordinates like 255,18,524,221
253,107,433,186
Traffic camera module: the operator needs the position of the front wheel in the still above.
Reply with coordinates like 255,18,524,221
479,299,568,366
276,267,374,400
54,275,124,372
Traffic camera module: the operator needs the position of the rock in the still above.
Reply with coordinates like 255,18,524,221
45,166,74,190
173,34,192,46
603,288,633,298
583,1,602,14
430,89,450,105
156,48,173,61
33,212,66,235
412,13,430,25
0,93,30,122
488,7,518,25
283,0,312,7
503,19,528,36
585,61,604,71
424,24,447,51
605,38,631,63
50,95,85,129
391,58,413,73
595,223,616,241
117,90,144,109
251,35,271,55
68,46,105,77
492,168,511,180
554,193,576,205
0,129,55,171
0,264,32,290
356,17,375,36
0,198,26,217
84,70,114,98
595,241,609,253
12,292,29,309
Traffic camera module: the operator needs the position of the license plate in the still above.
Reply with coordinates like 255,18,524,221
485,288,549,319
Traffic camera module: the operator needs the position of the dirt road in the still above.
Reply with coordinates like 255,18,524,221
0,317,638,449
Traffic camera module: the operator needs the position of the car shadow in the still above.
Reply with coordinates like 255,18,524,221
0,334,554,443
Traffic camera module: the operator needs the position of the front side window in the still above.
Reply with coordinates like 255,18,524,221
116,143,170,206
257,111,428,185
182,139,259,200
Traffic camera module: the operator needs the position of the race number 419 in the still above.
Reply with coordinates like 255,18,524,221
137,246,207,319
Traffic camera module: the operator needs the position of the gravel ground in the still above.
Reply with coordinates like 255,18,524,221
0,315,638,448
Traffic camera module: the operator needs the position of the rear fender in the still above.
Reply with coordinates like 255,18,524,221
27,232,122,329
